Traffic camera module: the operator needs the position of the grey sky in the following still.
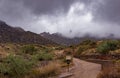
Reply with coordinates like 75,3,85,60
0,0,120,38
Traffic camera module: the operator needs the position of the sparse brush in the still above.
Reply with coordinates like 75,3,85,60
97,62,120,78
21,45,38,55
29,62,60,78
0,54,33,78
33,52,54,61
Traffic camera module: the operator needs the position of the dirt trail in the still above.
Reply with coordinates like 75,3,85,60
59,58,101,78
70,58,101,78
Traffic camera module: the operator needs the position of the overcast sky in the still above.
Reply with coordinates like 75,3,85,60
0,0,120,38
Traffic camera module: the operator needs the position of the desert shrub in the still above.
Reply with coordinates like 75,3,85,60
43,47,53,53
97,40,118,55
80,40,96,46
0,54,33,78
75,45,92,56
29,62,60,78
75,40,96,56
118,40,120,48
0,63,9,76
33,52,54,61
22,45,38,55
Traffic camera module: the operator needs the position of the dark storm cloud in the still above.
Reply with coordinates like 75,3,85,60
22,0,75,15
94,0,120,23
22,0,94,15
0,0,77,25
0,0,30,26
0,0,92,21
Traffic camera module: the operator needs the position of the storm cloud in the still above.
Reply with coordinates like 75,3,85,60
0,0,120,38
94,0,120,23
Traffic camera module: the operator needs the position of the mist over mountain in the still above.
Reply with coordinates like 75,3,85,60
40,32,81,45
40,32,118,46
0,19,119,46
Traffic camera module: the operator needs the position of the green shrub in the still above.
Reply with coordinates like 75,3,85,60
33,52,54,61
97,40,118,55
43,47,53,53
0,63,9,76
22,45,38,55
0,54,33,78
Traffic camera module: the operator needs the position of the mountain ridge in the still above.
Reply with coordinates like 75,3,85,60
0,20,56,45
40,32,82,45
40,32,119,46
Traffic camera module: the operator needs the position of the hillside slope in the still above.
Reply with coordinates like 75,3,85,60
0,21,56,45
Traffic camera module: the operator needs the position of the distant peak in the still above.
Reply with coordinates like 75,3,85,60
40,32,50,36
41,32,50,34
0,20,6,25
13,27,25,32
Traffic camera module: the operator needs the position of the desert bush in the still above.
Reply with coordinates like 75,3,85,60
75,40,96,56
97,40,118,55
29,62,60,78
75,45,92,56
0,54,33,78
117,40,120,48
43,47,53,53
22,45,38,55
33,52,54,61
80,40,96,46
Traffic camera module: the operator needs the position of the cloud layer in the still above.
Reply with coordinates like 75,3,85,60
0,0,120,38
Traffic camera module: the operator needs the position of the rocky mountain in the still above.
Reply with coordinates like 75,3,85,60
0,20,56,45
40,32,82,45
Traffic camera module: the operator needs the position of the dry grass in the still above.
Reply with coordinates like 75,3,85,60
29,62,60,78
81,48,97,55
0,46,8,58
97,61,120,78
